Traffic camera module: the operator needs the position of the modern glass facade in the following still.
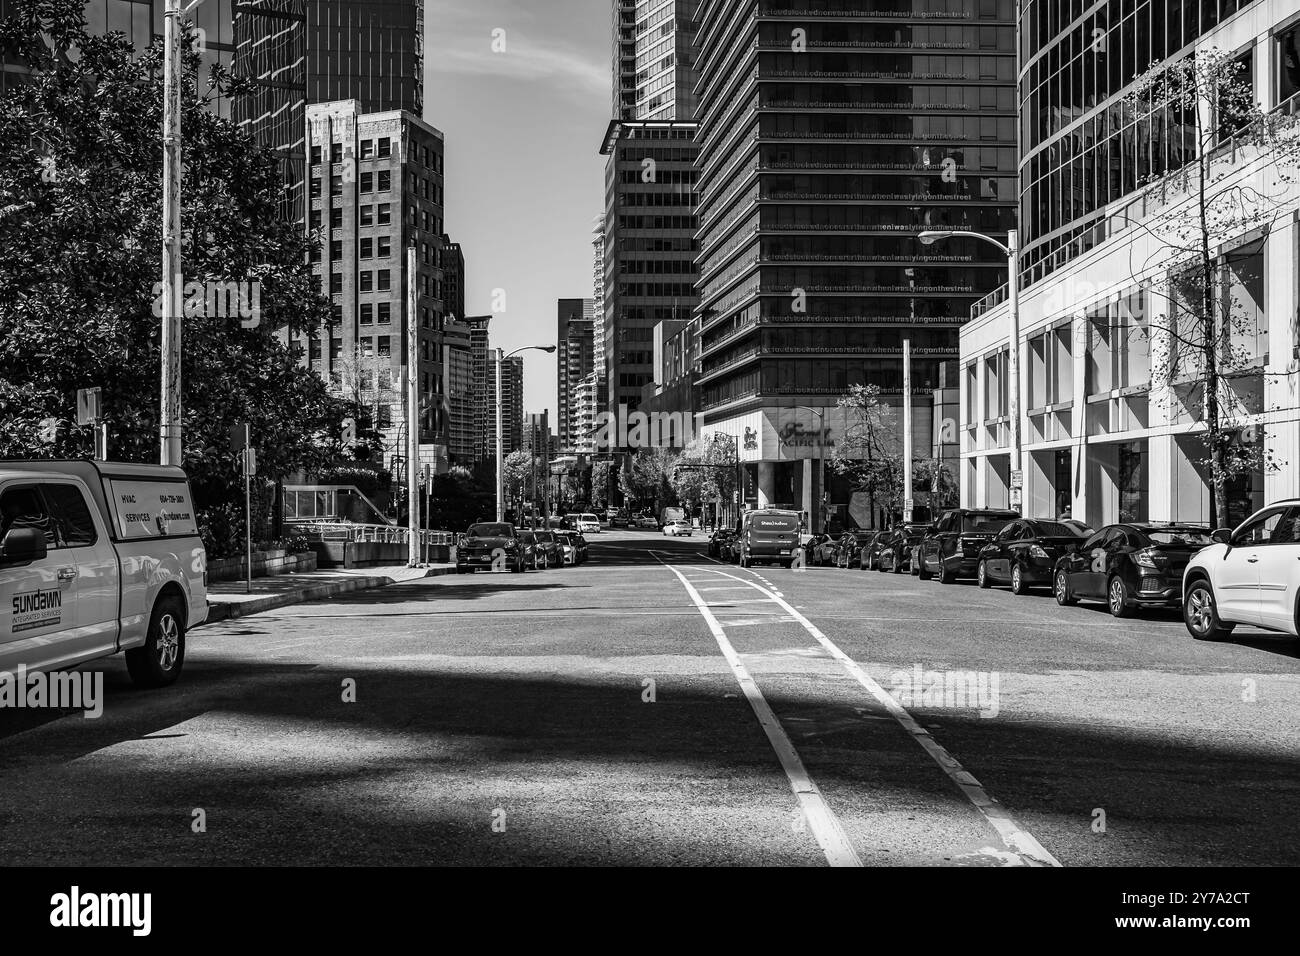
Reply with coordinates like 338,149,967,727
305,0,423,117
612,0,701,121
233,0,307,221
602,121,701,420
693,0,1017,419
1018,0,1271,287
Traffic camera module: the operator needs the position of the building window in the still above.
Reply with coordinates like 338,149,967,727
360,171,373,194
378,170,391,192
360,205,373,227
1279,25,1300,105
378,302,391,323
330,175,342,196
329,142,342,164
360,303,373,324
360,238,373,259
359,271,373,292
377,203,391,225
377,137,391,158
378,236,391,257
330,337,342,360
377,336,391,357
360,139,374,160
377,269,391,291
309,210,322,231
309,177,321,198
331,304,342,324
329,273,343,295
330,207,342,229
310,145,321,165
330,240,342,261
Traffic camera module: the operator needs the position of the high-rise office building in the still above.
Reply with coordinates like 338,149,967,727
462,314,493,462
611,0,701,121
692,0,1016,527
556,298,595,454
601,120,700,425
233,0,307,221
498,356,524,456
305,0,423,117
302,99,447,468
441,239,465,320
443,318,475,464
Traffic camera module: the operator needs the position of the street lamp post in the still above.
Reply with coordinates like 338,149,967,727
919,228,1021,514
495,345,556,522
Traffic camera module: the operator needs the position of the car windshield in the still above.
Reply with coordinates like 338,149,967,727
580,514,597,522
962,514,1015,533
1031,521,1089,537
1147,529,1214,546
536,531,553,542
468,523,512,537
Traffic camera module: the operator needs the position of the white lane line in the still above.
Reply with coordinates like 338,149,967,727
659,561,862,868
700,565,1061,868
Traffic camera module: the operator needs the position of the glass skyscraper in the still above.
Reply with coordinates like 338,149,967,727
305,0,423,117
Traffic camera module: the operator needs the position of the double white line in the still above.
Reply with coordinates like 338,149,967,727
662,560,1061,868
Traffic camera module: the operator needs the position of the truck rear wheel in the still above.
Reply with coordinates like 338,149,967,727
126,595,186,688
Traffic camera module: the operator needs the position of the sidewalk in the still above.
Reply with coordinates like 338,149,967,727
203,564,456,625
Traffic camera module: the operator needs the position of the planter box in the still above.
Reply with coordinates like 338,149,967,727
207,549,317,583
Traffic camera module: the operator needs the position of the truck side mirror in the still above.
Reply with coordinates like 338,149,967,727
0,527,47,565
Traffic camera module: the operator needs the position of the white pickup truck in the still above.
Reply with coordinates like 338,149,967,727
0,460,207,687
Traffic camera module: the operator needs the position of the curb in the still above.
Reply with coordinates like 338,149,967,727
201,566,456,626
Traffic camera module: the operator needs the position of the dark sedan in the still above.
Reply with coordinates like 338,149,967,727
708,528,736,558
554,529,588,565
976,518,1091,594
877,523,933,573
859,530,892,571
918,509,1020,583
532,529,564,568
517,531,550,570
458,522,530,573
835,530,874,568
1053,523,1215,617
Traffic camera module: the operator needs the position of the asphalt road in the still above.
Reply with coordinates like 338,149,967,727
2,528,1297,866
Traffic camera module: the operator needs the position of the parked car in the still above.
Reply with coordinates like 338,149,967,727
977,518,1092,594
735,509,802,568
0,460,208,687
878,523,933,573
1182,504,1300,639
662,519,692,537
555,530,588,564
805,533,838,566
834,530,873,568
859,530,893,571
634,513,658,529
720,533,741,563
551,530,580,565
917,508,1020,583
461,523,530,573
1055,522,1213,616
532,529,563,566
515,530,547,570
574,513,601,534
708,528,736,558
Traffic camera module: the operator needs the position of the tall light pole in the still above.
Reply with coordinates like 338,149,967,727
159,0,213,466
919,228,1021,514
496,345,556,522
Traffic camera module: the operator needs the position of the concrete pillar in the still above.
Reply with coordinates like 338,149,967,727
801,458,817,532
757,461,776,509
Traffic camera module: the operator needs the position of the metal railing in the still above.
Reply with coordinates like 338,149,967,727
293,522,454,547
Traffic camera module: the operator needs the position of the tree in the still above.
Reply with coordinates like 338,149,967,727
830,384,905,523
669,435,736,517
502,449,531,512
1125,48,1300,526
619,447,677,511
0,0,356,555
589,459,611,510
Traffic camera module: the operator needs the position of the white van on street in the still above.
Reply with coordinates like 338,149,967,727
0,460,208,686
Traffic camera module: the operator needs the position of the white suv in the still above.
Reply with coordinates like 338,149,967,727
1183,500,1300,640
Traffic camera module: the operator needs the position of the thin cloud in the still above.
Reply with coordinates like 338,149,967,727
429,41,608,96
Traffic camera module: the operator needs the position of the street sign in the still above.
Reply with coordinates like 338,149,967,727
1010,488,1022,508
229,423,250,454
904,498,914,513
243,447,257,478
76,388,101,426
1010,470,1023,490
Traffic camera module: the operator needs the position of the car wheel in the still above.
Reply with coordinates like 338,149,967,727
513,556,525,573
739,552,749,568
1010,563,1028,595
938,561,955,584
1054,569,1077,606
917,554,933,580
893,553,904,574
977,560,990,588
1108,575,1135,618
126,595,186,688
1185,580,1232,640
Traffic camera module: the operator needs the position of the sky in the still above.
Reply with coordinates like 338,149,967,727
422,0,610,415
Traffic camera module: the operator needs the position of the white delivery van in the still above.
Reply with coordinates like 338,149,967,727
0,460,207,687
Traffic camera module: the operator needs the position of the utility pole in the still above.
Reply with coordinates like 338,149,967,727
159,0,184,466
903,338,913,522
407,244,420,567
